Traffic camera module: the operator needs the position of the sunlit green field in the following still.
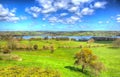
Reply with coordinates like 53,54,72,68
0,40,120,77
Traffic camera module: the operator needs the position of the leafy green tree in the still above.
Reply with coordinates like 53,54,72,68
74,48,105,76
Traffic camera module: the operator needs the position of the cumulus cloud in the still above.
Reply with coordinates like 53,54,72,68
25,0,107,24
25,6,41,18
41,7,56,14
116,17,120,22
71,0,91,5
66,16,80,24
0,4,20,22
54,0,69,9
81,7,94,15
94,2,107,8
69,6,79,12
48,17,58,23
114,14,120,23
20,16,27,20
60,13,68,16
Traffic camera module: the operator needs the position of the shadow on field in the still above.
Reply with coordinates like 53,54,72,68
64,66,91,76
95,41,112,44
108,47,120,49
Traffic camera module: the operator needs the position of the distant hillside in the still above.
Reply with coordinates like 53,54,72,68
0,31,120,36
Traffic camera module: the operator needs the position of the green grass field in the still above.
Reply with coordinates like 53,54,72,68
0,40,120,77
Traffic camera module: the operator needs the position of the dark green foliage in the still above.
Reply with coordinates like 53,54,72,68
44,36,49,40
33,44,38,50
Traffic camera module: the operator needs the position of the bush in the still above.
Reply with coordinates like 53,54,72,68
74,48,105,76
50,45,55,53
33,44,38,50
0,66,61,77
113,38,120,47
2,48,11,54
42,45,49,50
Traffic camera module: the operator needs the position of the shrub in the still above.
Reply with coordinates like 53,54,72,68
50,45,55,53
74,48,105,76
2,48,11,54
112,38,120,47
33,44,38,50
42,45,49,50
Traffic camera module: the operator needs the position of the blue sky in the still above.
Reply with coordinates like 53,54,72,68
0,0,120,31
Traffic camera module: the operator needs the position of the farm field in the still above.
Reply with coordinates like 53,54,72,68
0,40,120,77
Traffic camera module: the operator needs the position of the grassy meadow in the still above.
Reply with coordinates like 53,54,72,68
0,40,120,77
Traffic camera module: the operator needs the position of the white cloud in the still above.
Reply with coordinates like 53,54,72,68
98,21,103,24
65,16,80,24
20,16,27,20
25,6,41,18
0,4,20,22
36,0,53,9
11,8,16,13
70,16,79,21
7,17,20,22
48,17,57,23
116,14,120,23
25,0,107,24
42,17,46,20
71,0,91,5
116,17,120,22
41,7,56,14
30,6,41,13
69,6,79,12
117,14,120,16
60,13,68,16
81,7,94,15
54,1,69,9
94,2,107,8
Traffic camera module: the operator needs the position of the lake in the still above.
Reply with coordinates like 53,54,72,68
22,35,120,41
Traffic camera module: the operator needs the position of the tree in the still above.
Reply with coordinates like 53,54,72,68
113,38,120,47
74,48,105,76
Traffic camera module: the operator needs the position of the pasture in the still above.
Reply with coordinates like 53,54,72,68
0,40,120,77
